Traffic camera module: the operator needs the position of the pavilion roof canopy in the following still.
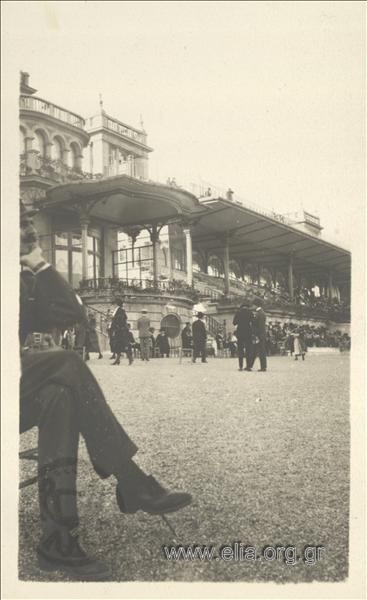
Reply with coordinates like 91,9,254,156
43,175,205,228
42,177,350,284
191,198,351,284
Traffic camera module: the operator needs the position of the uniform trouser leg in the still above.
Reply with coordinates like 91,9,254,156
201,343,207,362
36,384,80,534
21,351,138,475
140,338,149,360
20,351,139,534
244,340,254,369
258,339,267,370
237,339,245,369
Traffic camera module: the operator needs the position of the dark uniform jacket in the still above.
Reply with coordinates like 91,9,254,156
253,308,267,341
19,265,138,463
192,319,207,344
20,267,86,347
233,308,254,341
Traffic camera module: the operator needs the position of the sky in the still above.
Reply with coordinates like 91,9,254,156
4,0,365,248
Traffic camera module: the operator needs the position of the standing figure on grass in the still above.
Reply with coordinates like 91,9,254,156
227,332,237,358
156,329,170,358
181,322,192,356
137,308,151,361
19,203,192,581
149,327,156,358
192,312,207,363
252,297,267,372
109,297,128,365
85,313,103,361
293,328,306,361
233,301,254,371
105,308,114,358
112,321,134,366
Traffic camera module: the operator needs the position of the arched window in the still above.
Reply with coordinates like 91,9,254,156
160,314,181,339
19,128,26,154
51,137,63,161
34,130,46,157
70,143,80,169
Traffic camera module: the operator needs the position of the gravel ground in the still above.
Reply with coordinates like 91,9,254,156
19,353,350,582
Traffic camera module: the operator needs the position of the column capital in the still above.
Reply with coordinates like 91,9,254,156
78,206,90,226
147,224,160,243
124,226,142,244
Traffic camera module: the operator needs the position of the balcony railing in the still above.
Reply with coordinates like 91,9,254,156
20,94,85,130
20,154,104,183
103,115,146,144
79,277,199,301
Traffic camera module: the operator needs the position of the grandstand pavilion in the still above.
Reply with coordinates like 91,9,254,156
20,71,351,349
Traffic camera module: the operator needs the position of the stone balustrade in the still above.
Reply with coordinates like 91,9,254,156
20,95,85,129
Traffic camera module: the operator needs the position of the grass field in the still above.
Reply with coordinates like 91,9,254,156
19,353,350,582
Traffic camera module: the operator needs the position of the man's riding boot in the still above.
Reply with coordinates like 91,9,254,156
36,384,110,580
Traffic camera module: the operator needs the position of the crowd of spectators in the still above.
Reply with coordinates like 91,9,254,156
265,321,351,355
214,321,350,358
219,281,350,321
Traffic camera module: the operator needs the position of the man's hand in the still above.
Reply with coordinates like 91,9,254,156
20,245,45,270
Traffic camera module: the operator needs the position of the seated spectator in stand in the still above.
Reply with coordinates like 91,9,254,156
155,329,170,358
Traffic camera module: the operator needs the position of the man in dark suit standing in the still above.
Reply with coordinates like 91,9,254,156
233,301,254,371
19,203,191,580
252,297,267,371
192,312,207,363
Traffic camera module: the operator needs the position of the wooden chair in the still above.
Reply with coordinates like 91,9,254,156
179,347,193,363
19,446,39,489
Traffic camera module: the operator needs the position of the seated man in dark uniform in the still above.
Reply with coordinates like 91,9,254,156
19,203,191,580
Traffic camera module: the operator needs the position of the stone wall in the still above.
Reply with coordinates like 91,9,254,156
81,290,194,349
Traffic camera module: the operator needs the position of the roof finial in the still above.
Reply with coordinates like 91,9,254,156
99,93,104,113
139,113,145,131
